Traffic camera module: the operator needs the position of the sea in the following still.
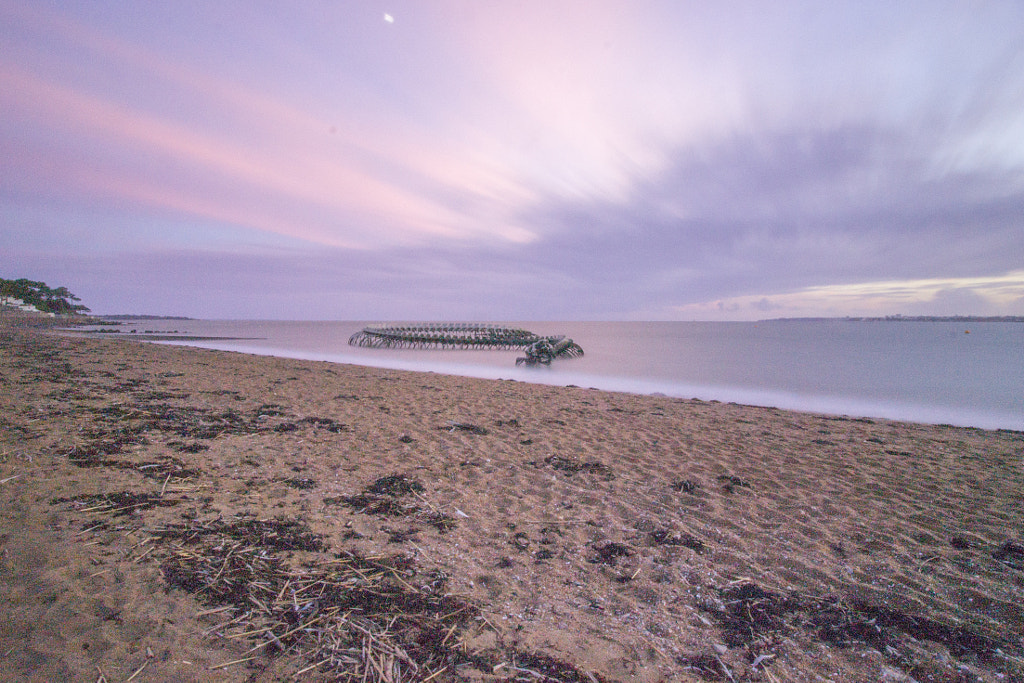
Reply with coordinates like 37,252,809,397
100,319,1023,431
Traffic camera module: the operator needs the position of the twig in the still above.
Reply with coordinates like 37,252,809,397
124,659,148,682
203,610,250,636
515,519,592,525
291,658,329,678
441,622,459,646
412,490,438,512
209,655,259,670
132,545,157,563
243,613,333,654
512,665,546,678
222,625,274,641
421,666,448,682
714,653,736,683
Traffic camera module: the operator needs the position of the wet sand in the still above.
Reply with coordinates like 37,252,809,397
1,326,1022,682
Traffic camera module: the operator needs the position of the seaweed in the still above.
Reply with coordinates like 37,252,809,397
329,494,410,516
82,401,308,441
439,421,489,435
507,651,610,682
650,529,705,553
535,455,614,479
384,526,420,543
590,542,632,566
992,541,1024,570
676,653,731,681
122,456,200,481
511,532,530,551
157,517,328,552
170,441,208,453
699,582,1018,668
671,479,701,494
53,491,180,517
156,526,478,682
717,475,751,493
949,536,973,550
297,416,348,432
282,477,317,490
329,475,457,533
366,475,424,496
61,442,122,468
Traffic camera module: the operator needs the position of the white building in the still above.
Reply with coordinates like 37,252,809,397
0,296,55,316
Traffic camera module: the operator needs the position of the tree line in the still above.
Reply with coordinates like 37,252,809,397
0,277,91,315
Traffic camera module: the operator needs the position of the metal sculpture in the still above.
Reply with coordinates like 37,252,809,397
348,323,583,366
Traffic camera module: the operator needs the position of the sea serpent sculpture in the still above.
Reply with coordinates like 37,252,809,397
348,324,584,366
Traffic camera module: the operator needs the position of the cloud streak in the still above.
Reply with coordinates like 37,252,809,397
2,1,1023,318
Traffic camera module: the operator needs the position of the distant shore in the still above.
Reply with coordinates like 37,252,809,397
2,324,1022,681
768,315,1024,323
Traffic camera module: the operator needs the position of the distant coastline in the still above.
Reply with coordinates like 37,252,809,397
98,314,194,320
90,314,1024,324
769,315,1024,323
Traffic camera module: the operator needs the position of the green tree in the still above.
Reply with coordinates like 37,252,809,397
0,277,90,315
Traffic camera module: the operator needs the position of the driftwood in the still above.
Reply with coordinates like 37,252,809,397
348,324,583,366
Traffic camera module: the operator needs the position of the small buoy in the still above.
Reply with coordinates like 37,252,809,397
965,330,970,334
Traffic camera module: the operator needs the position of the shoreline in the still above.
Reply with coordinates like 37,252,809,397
55,317,1024,432
157,338,1024,433
2,326,1023,681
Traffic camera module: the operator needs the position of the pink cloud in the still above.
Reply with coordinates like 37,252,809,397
1,60,529,246
1,2,542,247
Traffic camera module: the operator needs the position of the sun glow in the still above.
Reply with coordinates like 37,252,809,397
672,271,1024,320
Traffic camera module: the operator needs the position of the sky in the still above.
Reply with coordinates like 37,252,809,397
2,1,1024,320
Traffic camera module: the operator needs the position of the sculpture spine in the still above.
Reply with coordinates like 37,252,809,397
348,324,583,365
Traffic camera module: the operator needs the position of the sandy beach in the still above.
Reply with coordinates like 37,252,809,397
1,325,1022,682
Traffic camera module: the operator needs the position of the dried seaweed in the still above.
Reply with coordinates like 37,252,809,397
298,416,349,432
650,529,705,553
87,401,300,441
535,455,614,479
676,653,731,681
700,582,1017,668
671,479,701,494
329,494,411,516
717,475,751,493
992,540,1024,570
590,542,632,566
439,422,489,435
152,517,327,552
53,491,180,517
170,441,209,453
327,475,457,534
61,442,122,467
121,456,200,481
507,650,610,682
282,477,317,490
156,520,478,682
367,475,424,496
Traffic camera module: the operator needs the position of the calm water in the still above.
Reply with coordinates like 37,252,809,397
109,319,1023,430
